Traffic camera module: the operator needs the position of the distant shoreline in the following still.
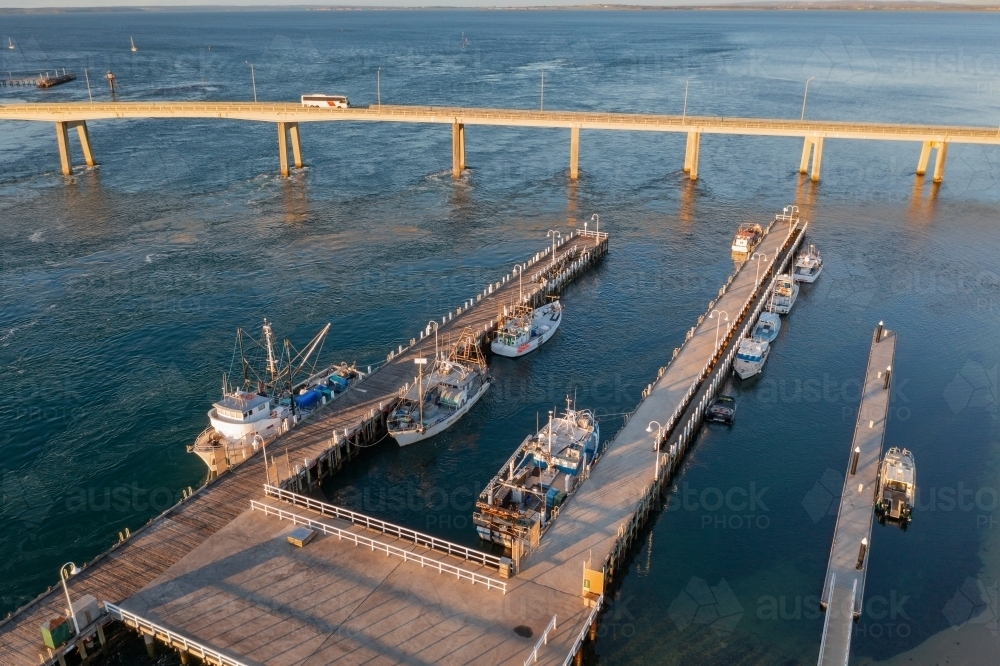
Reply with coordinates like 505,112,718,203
3,3,1000,14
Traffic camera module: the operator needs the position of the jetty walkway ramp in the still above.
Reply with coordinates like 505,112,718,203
0,231,607,666
817,326,897,666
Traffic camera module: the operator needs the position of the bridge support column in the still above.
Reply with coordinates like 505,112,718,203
684,131,700,180
71,121,95,167
917,140,947,183
452,121,465,178
55,121,72,175
277,122,302,177
569,126,580,180
800,136,823,182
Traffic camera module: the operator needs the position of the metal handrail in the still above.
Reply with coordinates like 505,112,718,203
262,484,503,570
105,603,249,666
524,614,558,665
561,596,603,666
250,500,507,594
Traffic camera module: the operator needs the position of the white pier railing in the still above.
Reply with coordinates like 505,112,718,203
263,484,504,570
250,500,507,594
524,614,558,665
561,596,604,666
104,603,249,666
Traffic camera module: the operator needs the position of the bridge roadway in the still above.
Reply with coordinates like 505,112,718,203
90,214,803,666
2,102,997,180
817,326,897,666
0,230,606,666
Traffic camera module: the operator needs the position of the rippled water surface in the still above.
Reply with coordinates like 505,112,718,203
1,9,999,665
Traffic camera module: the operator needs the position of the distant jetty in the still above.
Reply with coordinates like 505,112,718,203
1,69,76,88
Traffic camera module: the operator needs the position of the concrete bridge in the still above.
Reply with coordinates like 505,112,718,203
2,101,999,181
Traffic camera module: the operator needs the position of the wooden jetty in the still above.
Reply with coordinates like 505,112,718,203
1,209,810,666
817,325,897,666
105,210,800,666
0,230,608,666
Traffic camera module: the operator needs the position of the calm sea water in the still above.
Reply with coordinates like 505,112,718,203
2,9,999,665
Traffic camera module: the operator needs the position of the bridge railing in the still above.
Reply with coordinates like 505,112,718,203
105,603,249,666
250,499,507,594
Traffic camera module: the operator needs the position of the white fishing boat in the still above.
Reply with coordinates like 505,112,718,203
793,244,823,283
491,301,562,358
876,447,916,524
731,223,764,254
388,328,491,446
130,36,137,52
772,273,799,314
473,399,599,550
189,319,361,477
733,337,770,379
752,311,781,343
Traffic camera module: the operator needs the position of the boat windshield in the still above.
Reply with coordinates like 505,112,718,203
737,353,762,362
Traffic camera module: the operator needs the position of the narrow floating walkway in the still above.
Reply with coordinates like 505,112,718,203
0,231,607,666
817,326,897,666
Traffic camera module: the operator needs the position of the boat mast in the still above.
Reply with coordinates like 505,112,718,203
547,410,553,454
262,319,278,385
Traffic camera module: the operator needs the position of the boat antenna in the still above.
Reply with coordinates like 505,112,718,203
222,372,227,398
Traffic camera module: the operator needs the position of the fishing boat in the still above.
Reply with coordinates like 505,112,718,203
130,37,137,52
473,399,599,550
189,318,361,477
491,300,562,358
733,337,770,379
793,244,823,283
752,310,781,343
731,223,764,254
771,273,799,314
875,448,916,524
388,328,491,446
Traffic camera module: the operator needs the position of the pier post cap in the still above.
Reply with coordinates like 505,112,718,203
854,446,860,453
861,537,868,546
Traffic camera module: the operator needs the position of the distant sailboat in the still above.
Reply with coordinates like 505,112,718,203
130,37,137,52
7,38,14,50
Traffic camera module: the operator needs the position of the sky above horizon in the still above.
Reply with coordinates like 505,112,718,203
0,0,993,8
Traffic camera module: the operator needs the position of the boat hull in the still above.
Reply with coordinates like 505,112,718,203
392,379,491,446
491,303,562,358
794,265,823,283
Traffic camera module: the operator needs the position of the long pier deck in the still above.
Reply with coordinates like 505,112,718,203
817,326,897,666
55,211,803,666
0,231,607,666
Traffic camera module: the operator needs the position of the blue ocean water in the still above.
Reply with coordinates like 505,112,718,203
1,9,999,665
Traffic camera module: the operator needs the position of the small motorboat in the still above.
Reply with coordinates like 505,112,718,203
491,301,562,358
705,395,736,424
733,337,770,380
771,274,799,315
793,244,823,283
875,448,916,524
731,223,764,254
752,311,781,343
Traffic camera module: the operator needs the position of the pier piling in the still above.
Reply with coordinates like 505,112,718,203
570,126,580,180
277,121,302,177
800,136,823,182
683,131,700,180
452,121,465,178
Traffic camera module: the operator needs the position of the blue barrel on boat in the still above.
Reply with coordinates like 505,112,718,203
327,374,349,392
294,388,323,410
